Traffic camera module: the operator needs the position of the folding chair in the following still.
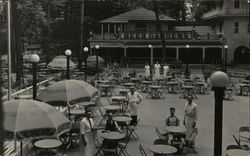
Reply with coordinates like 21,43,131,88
238,126,250,145
139,144,147,156
93,137,104,156
69,122,81,148
155,127,168,141
183,128,198,154
117,130,133,156
128,119,140,140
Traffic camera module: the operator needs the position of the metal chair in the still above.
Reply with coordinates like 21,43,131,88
183,128,198,154
139,144,147,156
128,119,140,140
238,126,250,145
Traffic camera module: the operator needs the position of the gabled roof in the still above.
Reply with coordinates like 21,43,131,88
100,7,176,23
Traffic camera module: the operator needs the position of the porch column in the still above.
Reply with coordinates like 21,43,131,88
121,24,123,31
202,47,205,63
124,46,128,68
114,24,116,34
176,47,179,60
108,24,110,33
101,24,104,39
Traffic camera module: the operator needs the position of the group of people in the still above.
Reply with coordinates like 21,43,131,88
144,62,170,79
165,95,198,152
80,86,143,155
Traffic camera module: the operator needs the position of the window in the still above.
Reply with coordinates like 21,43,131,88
234,22,239,33
234,0,240,9
135,23,147,31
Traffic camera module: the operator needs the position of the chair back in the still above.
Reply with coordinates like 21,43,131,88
239,126,250,132
189,127,198,142
153,139,168,145
139,144,147,156
226,145,242,150
155,127,164,140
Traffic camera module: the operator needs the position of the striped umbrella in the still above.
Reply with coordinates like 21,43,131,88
37,79,99,107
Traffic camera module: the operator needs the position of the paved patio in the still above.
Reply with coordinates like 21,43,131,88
63,69,249,156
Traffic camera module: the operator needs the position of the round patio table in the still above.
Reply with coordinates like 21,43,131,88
142,81,153,85
118,89,130,96
100,131,126,140
113,116,132,122
150,85,162,89
149,144,177,155
112,96,126,101
98,80,110,84
34,139,62,149
124,83,135,88
70,109,85,115
15,94,33,99
164,126,187,133
225,149,249,156
242,80,250,84
103,105,120,111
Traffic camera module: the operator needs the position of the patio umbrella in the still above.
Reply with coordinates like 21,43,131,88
3,100,71,140
3,100,71,156
47,55,76,71
37,79,99,107
87,55,105,63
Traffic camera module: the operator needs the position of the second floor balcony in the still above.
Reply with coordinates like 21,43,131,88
90,30,219,41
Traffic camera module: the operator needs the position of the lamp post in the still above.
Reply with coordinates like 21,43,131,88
65,49,72,80
83,47,89,81
95,45,100,79
224,45,228,73
185,44,190,78
31,54,40,100
210,71,229,156
148,44,153,76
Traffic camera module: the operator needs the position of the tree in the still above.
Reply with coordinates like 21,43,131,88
9,0,65,85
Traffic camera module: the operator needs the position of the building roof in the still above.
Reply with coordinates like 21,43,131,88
100,7,176,23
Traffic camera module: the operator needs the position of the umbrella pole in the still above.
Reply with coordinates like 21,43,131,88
20,141,22,156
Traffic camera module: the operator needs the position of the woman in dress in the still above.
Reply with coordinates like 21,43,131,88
144,63,150,79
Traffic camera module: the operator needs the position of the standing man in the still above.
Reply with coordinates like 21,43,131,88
183,96,198,145
127,86,143,125
154,61,161,79
80,110,94,156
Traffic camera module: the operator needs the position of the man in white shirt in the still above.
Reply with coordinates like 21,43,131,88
80,110,94,156
183,96,198,144
127,86,143,125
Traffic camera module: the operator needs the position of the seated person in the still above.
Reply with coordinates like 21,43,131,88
103,112,121,149
165,107,180,127
165,107,185,152
105,112,121,132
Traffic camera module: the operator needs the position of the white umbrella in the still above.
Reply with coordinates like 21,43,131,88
87,55,105,63
37,79,99,106
3,100,71,139
47,55,76,71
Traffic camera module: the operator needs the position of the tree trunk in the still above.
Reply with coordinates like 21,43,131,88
153,0,166,63
11,1,23,87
